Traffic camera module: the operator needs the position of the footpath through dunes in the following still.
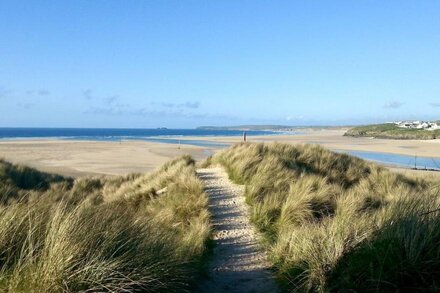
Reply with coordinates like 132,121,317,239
196,167,280,293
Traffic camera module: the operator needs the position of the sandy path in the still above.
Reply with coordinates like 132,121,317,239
196,167,279,293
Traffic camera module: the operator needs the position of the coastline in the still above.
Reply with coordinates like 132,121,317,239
1,129,440,177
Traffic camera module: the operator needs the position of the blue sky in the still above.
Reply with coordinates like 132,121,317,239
1,1,439,128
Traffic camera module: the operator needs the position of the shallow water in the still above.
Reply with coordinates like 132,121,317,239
339,150,440,171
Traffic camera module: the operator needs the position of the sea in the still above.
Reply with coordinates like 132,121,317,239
0,127,281,139
0,127,280,148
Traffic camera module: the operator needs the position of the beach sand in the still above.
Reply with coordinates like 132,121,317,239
0,139,207,177
1,129,440,178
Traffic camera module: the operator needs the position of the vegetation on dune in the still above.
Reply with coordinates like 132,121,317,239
210,142,440,292
344,123,440,139
0,156,210,292
0,159,71,204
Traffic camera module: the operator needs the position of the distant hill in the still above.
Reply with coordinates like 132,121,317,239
345,123,440,140
197,125,347,131
197,125,294,131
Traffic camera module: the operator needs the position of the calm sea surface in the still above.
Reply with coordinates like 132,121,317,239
0,128,278,143
0,128,280,139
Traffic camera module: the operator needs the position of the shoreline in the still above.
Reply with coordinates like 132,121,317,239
1,129,440,178
4,128,438,158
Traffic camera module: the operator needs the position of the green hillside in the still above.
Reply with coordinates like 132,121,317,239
345,123,440,139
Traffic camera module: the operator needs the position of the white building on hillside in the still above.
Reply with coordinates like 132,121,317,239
395,120,439,130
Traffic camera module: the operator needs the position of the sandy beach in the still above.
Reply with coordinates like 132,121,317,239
1,129,440,178
0,139,207,177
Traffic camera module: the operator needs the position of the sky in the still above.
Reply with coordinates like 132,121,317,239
0,1,439,128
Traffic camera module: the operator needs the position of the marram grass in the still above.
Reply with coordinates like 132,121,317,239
3,143,440,292
0,156,210,292
211,142,440,292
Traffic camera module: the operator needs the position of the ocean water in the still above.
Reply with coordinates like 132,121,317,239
339,150,440,171
0,128,277,141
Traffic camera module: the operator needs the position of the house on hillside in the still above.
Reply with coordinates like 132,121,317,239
395,120,439,130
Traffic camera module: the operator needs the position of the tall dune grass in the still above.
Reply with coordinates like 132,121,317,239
0,156,210,292
212,142,440,292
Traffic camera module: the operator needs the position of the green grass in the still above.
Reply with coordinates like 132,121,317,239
211,142,440,292
344,123,440,139
0,156,211,292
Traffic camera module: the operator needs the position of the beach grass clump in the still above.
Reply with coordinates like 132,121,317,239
0,159,71,205
213,142,440,291
0,156,210,292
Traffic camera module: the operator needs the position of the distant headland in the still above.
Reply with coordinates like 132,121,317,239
197,125,347,131
345,121,440,140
